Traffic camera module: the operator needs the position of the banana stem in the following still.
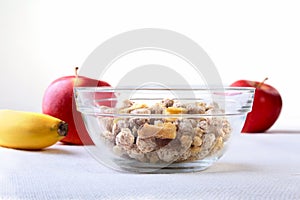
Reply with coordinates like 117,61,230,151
58,121,68,136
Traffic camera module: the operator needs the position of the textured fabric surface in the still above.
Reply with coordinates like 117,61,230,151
1,133,300,200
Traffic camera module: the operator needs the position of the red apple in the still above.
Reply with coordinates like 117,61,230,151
230,78,282,133
42,67,112,145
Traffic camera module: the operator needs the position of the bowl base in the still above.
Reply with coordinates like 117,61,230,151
115,158,218,174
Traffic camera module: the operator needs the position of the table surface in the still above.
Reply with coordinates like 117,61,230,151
1,126,300,200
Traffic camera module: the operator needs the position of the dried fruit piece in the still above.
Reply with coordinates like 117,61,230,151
137,123,162,139
165,107,187,114
155,122,177,139
137,122,176,139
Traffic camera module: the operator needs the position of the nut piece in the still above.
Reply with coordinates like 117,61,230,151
146,152,160,163
130,108,151,115
121,99,134,108
136,137,158,153
102,130,115,142
210,136,223,155
127,145,146,162
201,133,216,150
180,135,193,148
137,122,177,139
162,99,174,108
150,103,164,114
157,147,180,162
112,119,129,136
192,136,202,147
186,103,205,114
115,128,134,150
98,117,114,132
112,145,126,156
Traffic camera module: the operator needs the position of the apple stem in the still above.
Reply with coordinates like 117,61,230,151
75,67,79,78
257,77,268,88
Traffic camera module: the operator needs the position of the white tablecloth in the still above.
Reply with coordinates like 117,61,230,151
1,130,300,200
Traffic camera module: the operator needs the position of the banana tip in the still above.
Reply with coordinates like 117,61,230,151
58,121,68,136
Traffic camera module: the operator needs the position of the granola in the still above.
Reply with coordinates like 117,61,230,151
98,99,232,164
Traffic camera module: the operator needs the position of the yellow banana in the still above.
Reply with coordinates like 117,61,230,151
0,110,68,150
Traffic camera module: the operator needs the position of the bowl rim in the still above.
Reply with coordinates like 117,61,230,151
74,86,255,116
74,86,256,92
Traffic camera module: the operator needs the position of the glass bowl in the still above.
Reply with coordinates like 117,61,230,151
74,86,255,173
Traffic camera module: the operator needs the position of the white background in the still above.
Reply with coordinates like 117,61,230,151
1,0,299,129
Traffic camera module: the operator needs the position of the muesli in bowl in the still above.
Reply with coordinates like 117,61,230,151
74,86,254,173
